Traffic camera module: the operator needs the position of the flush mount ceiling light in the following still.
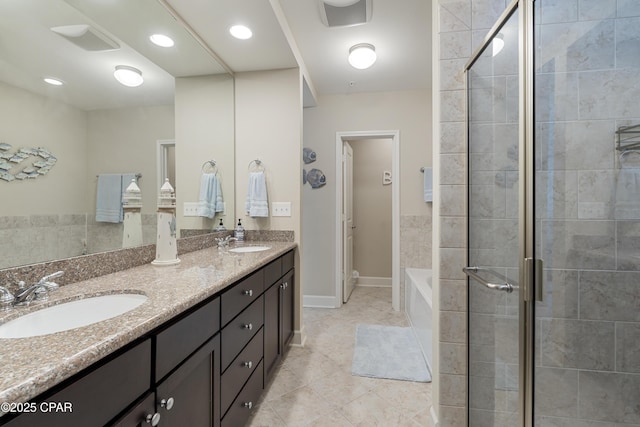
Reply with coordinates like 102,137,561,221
44,78,64,86
492,33,504,56
348,43,376,69
113,65,143,87
229,25,252,40
150,34,174,47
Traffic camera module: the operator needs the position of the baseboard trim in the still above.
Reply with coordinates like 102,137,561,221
303,295,338,308
429,405,439,427
356,276,392,287
291,325,307,347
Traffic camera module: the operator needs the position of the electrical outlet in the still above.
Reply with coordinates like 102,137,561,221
272,202,291,217
183,202,199,216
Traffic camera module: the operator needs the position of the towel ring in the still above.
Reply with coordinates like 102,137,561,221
202,160,218,174
248,159,265,172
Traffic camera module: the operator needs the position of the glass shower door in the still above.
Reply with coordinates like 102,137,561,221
466,7,521,427
533,0,640,425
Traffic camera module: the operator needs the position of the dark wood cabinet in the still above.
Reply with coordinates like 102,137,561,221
264,251,295,381
2,249,295,427
155,335,220,427
4,340,151,427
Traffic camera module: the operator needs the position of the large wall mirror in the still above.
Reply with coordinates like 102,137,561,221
0,0,235,270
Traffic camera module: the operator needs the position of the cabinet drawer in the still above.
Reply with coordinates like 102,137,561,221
221,295,264,371
155,297,220,381
221,328,263,415
4,340,151,427
263,257,282,287
221,360,263,427
282,250,294,274
221,269,264,326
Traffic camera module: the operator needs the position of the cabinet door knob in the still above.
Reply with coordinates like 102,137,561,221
243,361,253,369
243,289,253,297
243,323,253,331
160,397,175,411
284,282,288,289
244,402,253,409
146,413,161,426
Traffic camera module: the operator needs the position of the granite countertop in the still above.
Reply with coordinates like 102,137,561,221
0,241,296,410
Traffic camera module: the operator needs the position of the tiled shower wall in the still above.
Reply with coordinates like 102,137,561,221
437,0,509,425
534,1,640,425
0,214,156,269
437,0,640,425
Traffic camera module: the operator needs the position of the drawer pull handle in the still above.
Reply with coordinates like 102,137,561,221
160,397,175,411
243,361,253,369
146,413,161,426
244,402,253,409
243,289,253,297
243,323,253,331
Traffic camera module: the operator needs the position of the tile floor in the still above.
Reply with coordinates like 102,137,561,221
247,286,432,426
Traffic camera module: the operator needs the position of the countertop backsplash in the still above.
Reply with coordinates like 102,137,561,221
0,229,294,295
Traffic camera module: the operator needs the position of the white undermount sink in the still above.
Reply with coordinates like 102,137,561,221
0,293,148,339
229,245,271,253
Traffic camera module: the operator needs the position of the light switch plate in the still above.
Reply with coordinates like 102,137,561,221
272,202,291,217
183,202,199,216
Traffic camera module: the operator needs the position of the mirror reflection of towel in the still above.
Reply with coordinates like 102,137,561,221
96,173,135,223
245,172,269,217
615,166,640,219
197,173,224,218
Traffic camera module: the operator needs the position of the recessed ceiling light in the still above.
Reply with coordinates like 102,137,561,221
150,34,174,48
348,43,377,69
44,78,64,86
230,25,252,40
114,65,143,87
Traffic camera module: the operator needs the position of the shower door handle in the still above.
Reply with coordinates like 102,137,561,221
463,266,517,293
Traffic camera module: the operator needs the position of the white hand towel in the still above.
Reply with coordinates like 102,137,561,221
197,174,224,218
96,174,124,223
245,171,269,217
423,167,433,203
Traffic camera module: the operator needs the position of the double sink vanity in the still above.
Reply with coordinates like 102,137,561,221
0,241,296,427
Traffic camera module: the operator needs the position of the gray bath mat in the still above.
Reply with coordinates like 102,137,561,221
351,324,431,382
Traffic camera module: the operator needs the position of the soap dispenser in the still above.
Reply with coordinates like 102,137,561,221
234,219,245,241
216,218,226,231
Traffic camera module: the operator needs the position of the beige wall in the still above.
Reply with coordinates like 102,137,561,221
350,138,392,278
87,105,175,215
235,68,304,344
175,75,235,231
302,89,432,301
0,81,88,216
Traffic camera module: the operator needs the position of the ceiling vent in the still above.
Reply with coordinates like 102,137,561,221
51,24,119,51
318,0,372,27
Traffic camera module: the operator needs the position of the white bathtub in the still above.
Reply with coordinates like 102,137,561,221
404,268,433,376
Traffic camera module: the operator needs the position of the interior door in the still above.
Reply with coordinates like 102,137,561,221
343,141,355,303
465,6,522,426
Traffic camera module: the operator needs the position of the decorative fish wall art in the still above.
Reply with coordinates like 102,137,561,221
0,143,57,182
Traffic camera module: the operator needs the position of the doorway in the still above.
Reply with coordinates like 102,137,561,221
335,130,400,310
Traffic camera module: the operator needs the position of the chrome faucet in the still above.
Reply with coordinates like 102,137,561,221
215,235,237,249
13,271,64,305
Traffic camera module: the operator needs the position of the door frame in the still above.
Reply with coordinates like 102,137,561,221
463,0,534,425
334,130,400,310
